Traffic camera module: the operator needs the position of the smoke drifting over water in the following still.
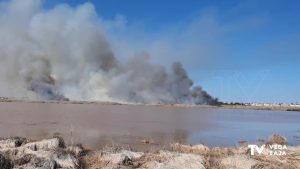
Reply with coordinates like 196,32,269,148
0,0,218,105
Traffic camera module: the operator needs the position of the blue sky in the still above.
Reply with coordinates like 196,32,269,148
45,0,300,103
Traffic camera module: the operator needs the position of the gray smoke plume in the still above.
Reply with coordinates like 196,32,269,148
0,0,219,105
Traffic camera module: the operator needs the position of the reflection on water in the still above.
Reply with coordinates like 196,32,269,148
0,102,299,149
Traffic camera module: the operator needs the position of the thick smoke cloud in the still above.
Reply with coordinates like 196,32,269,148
0,0,218,105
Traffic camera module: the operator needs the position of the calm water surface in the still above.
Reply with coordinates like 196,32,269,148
0,102,299,148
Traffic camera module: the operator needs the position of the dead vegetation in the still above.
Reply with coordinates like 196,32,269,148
169,134,300,169
266,134,288,145
0,136,84,169
0,134,299,169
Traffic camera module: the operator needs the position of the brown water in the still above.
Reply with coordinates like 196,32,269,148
0,102,299,149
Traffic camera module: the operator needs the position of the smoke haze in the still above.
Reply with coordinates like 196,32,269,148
0,0,218,104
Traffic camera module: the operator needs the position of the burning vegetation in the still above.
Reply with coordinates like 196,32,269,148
0,0,219,105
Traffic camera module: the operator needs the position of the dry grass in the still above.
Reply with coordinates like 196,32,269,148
170,143,210,155
167,134,300,169
266,134,288,145
82,152,112,169
1,134,299,169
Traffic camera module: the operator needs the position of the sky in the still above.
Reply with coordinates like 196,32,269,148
44,0,300,103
